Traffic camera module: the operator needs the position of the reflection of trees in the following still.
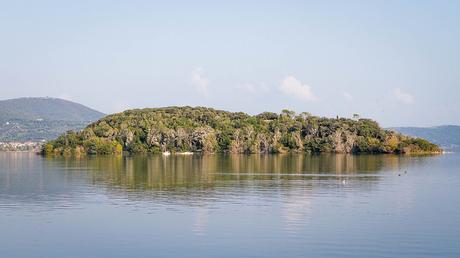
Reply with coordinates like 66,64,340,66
60,152,435,236
0,152,439,234
67,154,427,192
0,153,432,198
0,152,436,204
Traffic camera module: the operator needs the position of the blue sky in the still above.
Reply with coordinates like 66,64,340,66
1,0,459,126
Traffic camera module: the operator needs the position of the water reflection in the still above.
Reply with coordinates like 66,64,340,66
193,205,209,236
1,152,457,258
0,153,430,205
0,153,434,224
40,154,420,190
43,153,426,235
282,186,313,233
0,153,435,200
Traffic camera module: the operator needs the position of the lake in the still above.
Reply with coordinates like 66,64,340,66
1,152,459,258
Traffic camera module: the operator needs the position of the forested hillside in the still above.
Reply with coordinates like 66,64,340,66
43,107,441,155
0,97,104,121
0,97,104,141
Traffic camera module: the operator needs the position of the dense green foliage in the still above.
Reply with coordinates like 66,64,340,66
43,107,442,155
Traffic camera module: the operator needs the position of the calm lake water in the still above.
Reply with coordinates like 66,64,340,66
1,152,459,258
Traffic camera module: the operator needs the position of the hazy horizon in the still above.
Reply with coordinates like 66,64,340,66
1,1,459,127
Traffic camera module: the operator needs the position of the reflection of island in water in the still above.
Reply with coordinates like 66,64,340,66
47,153,434,234
0,152,440,235
47,154,426,191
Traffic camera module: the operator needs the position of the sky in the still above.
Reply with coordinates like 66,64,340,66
1,0,459,127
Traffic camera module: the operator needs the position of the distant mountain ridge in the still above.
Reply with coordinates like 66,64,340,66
391,125,460,150
0,97,104,122
0,97,105,142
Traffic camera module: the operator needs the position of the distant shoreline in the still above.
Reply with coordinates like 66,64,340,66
0,141,44,152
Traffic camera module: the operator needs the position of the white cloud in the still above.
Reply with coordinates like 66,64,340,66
58,93,72,101
279,76,316,101
392,88,414,104
237,82,269,93
114,103,131,113
191,67,209,95
343,91,353,101
238,83,256,92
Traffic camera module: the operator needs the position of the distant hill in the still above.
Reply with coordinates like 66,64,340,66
0,97,104,122
0,97,105,142
391,125,460,150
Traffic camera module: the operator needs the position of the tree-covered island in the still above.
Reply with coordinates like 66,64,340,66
42,107,441,155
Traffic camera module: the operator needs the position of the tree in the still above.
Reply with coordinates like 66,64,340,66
42,107,441,155
281,109,296,118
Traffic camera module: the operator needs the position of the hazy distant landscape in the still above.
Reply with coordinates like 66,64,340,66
0,98,104,142
392,126,460,150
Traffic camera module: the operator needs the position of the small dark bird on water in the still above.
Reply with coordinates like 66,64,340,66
398,174,401,176
404,170,407,174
